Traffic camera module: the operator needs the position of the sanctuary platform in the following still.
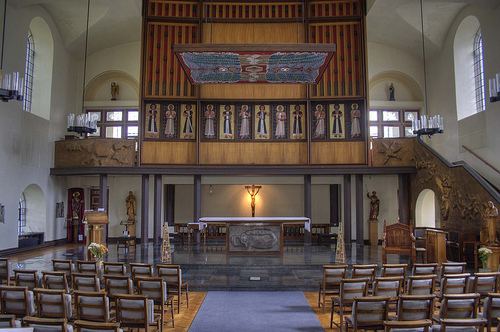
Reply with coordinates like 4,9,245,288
4,241,409,291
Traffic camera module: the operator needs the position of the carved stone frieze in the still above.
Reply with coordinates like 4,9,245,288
371,138,415,167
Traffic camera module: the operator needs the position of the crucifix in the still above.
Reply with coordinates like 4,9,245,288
245,185,262,217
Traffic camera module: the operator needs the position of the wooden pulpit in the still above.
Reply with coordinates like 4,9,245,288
425,229,447,264
84,211,108,247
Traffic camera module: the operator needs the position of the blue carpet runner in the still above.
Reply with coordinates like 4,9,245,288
189,291,323,332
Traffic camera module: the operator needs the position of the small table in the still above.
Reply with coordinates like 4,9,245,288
116,236,136,254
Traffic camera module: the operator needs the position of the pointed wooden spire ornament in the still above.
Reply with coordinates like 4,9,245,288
335,220,346,263
161,223,172,263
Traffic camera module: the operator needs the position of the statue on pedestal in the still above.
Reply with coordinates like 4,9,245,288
483,201,499,246
389,83,395,101
126,191,136,222
367,191,380,221
111,82,119,100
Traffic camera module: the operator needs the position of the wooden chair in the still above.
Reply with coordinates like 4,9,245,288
0,285,35,318
74,320,121,332
407,275,437,295
42,271,69,292
440,318,487,330
373,277,403,309
345,296,390,331
472,273,500,302
438,273,470,298
441,262,467,276
23,316,69,331
352,264,378,284
104,275,134,305
382,264,408,279
481,293,500,331
52,259,73,275
435,293,481,324
115,294,161,331
318,264,348,311
413,263,438,276
395,294,435,321
13,269,38,290
76,260,99,274
72,273,101,292
130,263,154,280
74,291,110,322
330,278,369,329
156,264,189,313
103,262,127,276
0,258,10,285
382,221,416,264
33,288,72,319
383,319,432,332
136,277,175,328
0,314,16,328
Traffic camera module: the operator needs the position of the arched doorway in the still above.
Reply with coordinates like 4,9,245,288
415,189,438,228
19,184,46,234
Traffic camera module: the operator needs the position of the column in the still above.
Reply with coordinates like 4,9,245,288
193,175,201,222
98,174,108,209
141,174,149,245
355,174,364,245
330,184,340,226
398,174,410,224
343,175,352,243
153,174,162,246
304,174,312,245
165,184,175,226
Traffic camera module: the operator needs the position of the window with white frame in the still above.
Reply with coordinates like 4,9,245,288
473,29,486,113
23,31,35,113
86,109,139,139
368,109,419,138
18,194,26,235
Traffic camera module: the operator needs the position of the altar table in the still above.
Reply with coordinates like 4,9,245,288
198,217,311,254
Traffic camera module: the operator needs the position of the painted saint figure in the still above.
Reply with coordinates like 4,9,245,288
239,105,251,139
164,104,176,138
275,105,287,139
204,104,216,138
71,192,82,221
257,105,268,138
367,191,380,220
314,104,326,138
182,104,194,137
147,104,159,133
292,105,303,138
125,191,136,221
350,103,361,138
223,105,233,137
332,104,343,137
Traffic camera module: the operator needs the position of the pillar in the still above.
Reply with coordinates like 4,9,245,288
343,175,352,243
153,174,162,246
398,174,410,223
194,175,201,222
141,174,149,245
304,174,312,244
355,174,364,245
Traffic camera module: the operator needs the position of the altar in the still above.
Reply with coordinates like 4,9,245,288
199,217,311,254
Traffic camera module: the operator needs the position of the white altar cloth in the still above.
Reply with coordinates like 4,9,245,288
198,217,311,231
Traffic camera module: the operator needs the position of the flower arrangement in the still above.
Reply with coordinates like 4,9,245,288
88,242,108,261
478,247,493,269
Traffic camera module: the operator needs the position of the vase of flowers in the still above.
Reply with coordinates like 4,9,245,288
478,247,493,272
88,242,108,266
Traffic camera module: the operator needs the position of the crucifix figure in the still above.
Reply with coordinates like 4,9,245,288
245,185,262,217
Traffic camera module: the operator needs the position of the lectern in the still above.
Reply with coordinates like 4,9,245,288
425,229,447,264
84,211,108,247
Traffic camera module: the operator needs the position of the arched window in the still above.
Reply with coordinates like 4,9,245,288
23,30,35,113
473,29,485,113
18,193,26,235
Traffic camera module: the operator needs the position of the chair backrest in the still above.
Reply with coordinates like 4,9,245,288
115,294,154,330
52,260,73,275
383,222,414,249
104,275,133,299
412,264,438,276
34,288,72,319
0,258,9,283
73,320,121,332
440,293,480,319
321,264,348,288
396,294,435,321
13,269,38,290
407,275,436,295
42,271,69,292
472,272,499,296
156,264,182,287
373,277,403,298
130,263,153,279
483,293,500,322
76,261,98,274
441,262,466,276
351,296,389,329
382,264,407,279
352,264,377,283
383,319,432,332
136,277,167,304
103,262,127,276
440,273,470,296
72,273,101,292
340,278,369,303
74,291,110,322
23,316,69,332
0,285,35,317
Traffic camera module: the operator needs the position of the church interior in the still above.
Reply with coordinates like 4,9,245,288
0,0,499,330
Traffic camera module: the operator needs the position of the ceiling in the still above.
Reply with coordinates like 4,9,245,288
367,0,499,58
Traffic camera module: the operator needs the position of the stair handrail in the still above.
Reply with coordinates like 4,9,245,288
461,145,500,176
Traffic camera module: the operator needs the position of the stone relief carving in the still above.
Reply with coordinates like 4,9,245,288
229,227,279,251
376,140,403,165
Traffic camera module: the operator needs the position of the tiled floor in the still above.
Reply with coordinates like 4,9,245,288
4,241,408,290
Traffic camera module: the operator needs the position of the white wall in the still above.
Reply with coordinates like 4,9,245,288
0,4,81,250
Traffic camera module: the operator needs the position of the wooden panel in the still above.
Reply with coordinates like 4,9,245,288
308,22,363,98
144,23,198,99
141,141,197,164
147,0,200,19
203,2,304,21
54,139,136,168
308,0,362,18
200,23,306,99
199,142,307,165
370,138,415,167
310,141,366,164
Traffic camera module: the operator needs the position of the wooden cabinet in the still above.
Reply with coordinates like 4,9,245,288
425,229,447,264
